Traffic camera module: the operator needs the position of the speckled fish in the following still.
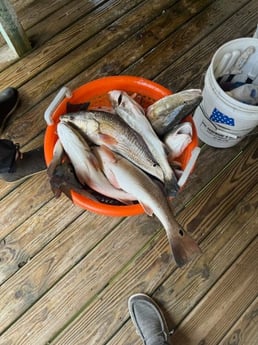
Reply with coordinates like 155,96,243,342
146,89,202,135
108,90,179,196
95,145,201,267
60,110,164,182
164,122,193,161
57,121,136,204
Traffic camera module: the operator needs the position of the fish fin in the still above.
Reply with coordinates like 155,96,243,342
99,133,118,146
49,174,69,199
116,198,134,205
51,185,63,199
167,227,201,267
139,202,154,216
100,145,118,163
89,154,101,170
66,101,90,113
105,169,121,189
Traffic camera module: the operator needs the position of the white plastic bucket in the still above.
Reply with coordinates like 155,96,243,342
193,37,258,148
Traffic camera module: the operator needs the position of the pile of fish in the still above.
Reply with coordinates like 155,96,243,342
47,88,202,267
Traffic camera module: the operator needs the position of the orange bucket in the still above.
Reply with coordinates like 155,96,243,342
44,76,198,216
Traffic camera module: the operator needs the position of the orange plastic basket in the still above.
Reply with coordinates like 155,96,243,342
44,76,198,216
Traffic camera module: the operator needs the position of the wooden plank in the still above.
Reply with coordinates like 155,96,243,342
168,137,250,210
108,245,258,345
0,0,31,56
0,0,72,47
0,209,123,335
0,0,105,69
0,196,84,284
24,0,107,48
10,0,72,32
171,238,258,344
0,174,54,239
50,182,258,345
81,0,214,81
154,1,258,91
6,0,175,118
11,0,245,113
0,214,160,343
218,297,258,345
125,0,255,84
0,0,153,89
179,138,258,237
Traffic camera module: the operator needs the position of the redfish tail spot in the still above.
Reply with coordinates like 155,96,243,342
169,229,201,267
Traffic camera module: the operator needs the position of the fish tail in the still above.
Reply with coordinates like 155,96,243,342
167,227,201,267
164,175,179,197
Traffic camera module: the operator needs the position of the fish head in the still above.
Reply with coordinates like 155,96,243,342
147,89,202,135
60,113,100,136
147,89,202,117
108,90,123,109
177,89,203,112
108,90,145,115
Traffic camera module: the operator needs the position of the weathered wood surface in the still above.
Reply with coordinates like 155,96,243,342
0,1,257,344
0,0,31,56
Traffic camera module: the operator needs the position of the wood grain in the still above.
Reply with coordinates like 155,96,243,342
0,1,257,344
218,297,258,345
52,182,258,345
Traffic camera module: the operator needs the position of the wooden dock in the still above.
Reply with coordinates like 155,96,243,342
0,1,257,344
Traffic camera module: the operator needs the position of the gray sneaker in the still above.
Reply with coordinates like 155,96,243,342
128,293,172,345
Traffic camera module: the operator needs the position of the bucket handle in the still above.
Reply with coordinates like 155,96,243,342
44,86,72,125
198,105,239,139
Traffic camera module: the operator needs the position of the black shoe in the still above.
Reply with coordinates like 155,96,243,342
128,293,173,345
0,87,19,134
0,146,46,182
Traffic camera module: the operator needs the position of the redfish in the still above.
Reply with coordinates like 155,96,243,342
56,121,135,204
95,145,201,267
60,110,164,182
108,90,179,196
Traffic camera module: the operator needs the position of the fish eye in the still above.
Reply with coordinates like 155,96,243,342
178,229,184,237
118,93,123,105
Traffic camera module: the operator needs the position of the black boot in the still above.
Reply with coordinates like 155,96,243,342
0,145,46,182
0,87,19,134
